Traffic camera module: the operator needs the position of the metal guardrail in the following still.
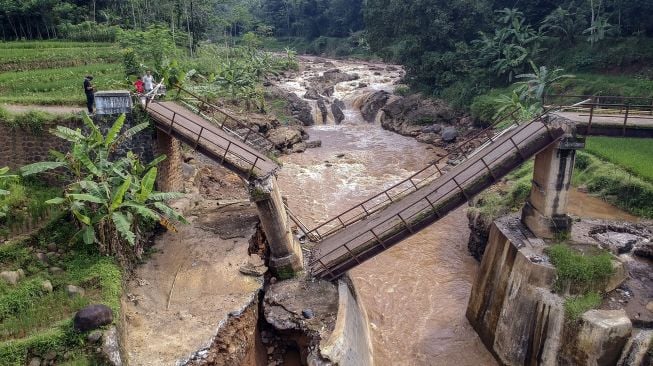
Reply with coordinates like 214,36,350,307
173,85,276,152
302,107,530,242
145,100,273,180
545,94,653,136
310,113,561,280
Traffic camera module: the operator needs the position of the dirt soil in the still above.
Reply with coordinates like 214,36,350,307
122,159,266,365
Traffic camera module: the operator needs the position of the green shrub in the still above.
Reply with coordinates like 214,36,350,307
394,85,411,96
547,244,614,293
470,94,500,127
564,292,602,321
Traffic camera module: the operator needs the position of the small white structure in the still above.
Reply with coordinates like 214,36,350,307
95,90,133,115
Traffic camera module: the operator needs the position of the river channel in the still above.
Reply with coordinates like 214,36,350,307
274,57,635,365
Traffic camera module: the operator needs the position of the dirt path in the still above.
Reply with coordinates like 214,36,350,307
122,159,266,365
1,104,83,114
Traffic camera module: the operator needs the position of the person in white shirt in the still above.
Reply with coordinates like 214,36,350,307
143,70,155,93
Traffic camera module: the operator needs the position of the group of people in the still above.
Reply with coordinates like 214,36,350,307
82,71,157,114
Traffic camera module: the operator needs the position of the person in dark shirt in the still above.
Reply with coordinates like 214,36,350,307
83,75,95,114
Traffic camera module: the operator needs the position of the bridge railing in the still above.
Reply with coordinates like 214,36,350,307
172,85,276,153
310,113,559,279
146,100,271,179
545,94,653,135
302,107,529,242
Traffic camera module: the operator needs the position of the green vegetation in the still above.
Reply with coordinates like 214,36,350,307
564,292,602,321
585,137,653,182
0,176,61,239
21,114,186,265
547,244,614,293
574,151,653,218
0,218,121,365
0,43,119,72
468,161,534,223
0,62,126,106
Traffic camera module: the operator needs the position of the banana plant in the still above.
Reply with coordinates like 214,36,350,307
20,114,186,262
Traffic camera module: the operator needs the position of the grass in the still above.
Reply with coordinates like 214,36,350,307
0,217,123,365
0,40,127,106
574,151,653,218
552,73,653,99
547,244,614,293
564,292,602,322
584,137,653,182
0,177,62,238
0,45,120,72
0,63,127,106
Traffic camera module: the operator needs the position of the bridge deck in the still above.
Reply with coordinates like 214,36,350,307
553,111,653,137
146,101,278,179
310,120,565,279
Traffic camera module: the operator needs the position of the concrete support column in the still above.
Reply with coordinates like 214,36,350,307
155,130,183,192
521,136,583,238
250,176,304,278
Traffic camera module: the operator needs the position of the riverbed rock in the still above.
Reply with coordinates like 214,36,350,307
416,133,439,144
306,140,322,149
74,304,113,332
360,91,390,123
28,357,41,366
441,127,458,143
317,97,329,124
291,142,307,154
101,326,123,366
633,241,653,259
42,280,53,293
331,101,345,124
66,285,85,298
303,88,320,100
36,252,49,264
0,271,19,285
87,330,103,343
618,329,653,366
594,231,640,254
381,94,455,136
266,87,314,126
268,127,303,150
421,124,442,134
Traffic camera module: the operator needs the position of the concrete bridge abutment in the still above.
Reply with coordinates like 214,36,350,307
249,175,304,278
521,130,583,239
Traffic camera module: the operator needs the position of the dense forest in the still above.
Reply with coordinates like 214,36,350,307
2,0,653,108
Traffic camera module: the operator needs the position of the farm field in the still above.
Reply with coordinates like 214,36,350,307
585,136,653,182
0,41,126,106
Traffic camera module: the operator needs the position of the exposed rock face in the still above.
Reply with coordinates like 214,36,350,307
73,304,113,332
266,87,314,126
331,99,345,124
380,94,455,137
360,91,391,123
267,126,306,151
0,270,20,285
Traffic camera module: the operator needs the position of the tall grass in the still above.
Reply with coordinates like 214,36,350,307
584,137,653,182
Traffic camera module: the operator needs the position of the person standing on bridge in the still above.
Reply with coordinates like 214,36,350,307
83,75,95,114
143,70,155,94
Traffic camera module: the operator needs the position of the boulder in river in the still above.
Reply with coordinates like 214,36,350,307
441,127,458,143
331,101,345,124
381,94,455,136
360,90,391,123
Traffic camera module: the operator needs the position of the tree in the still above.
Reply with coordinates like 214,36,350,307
515,61,575,106
21,114,186,265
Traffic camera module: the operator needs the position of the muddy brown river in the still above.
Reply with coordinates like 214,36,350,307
275,57,635,365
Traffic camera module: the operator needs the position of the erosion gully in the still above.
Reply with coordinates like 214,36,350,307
274,56,635,365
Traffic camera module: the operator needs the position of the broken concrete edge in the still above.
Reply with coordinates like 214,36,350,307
467,216,641,366
319,277,374,366
176,290,261,365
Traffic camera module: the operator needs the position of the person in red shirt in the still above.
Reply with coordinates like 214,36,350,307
134,76,145,94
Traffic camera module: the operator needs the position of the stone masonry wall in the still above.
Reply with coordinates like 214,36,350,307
0,113,155,172
0,118,80,170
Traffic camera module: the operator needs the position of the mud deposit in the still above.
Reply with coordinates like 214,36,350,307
122,162,265,365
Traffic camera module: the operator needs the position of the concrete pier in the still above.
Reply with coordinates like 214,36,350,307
249,176,304,278
521,135,583,238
